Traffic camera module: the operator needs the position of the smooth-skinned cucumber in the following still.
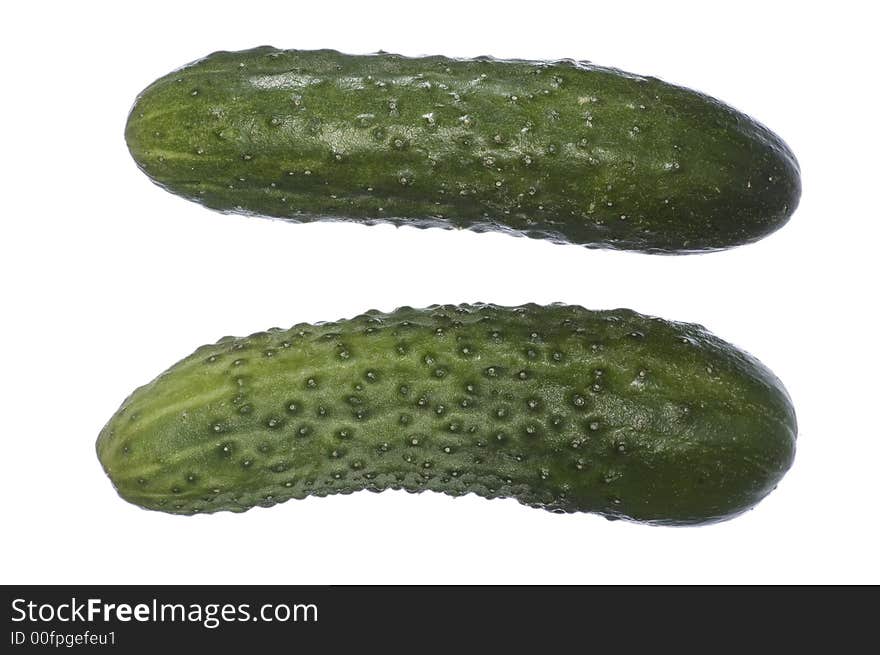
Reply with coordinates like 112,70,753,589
125,47,800,254
96,303,796,525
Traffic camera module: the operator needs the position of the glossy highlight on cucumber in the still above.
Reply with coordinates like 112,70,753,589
125,47,800,253
96,303,796,525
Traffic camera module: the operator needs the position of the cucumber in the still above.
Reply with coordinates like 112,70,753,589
96,303,796,525
125,47,800,253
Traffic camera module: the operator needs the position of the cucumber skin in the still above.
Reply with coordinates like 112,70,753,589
125,47,800,254
96,304,796,526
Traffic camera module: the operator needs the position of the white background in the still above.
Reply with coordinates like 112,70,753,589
2,1,877,584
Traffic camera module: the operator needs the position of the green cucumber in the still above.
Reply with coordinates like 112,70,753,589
125,47,799,254
96,303,796,525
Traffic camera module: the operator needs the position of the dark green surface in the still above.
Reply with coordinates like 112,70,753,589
97,304,796,525
125,47,800,253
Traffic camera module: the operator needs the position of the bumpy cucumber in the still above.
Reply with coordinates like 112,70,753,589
96,304,796,525
125,47,799,254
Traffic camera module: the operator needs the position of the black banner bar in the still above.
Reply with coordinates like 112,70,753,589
1,585,874,650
